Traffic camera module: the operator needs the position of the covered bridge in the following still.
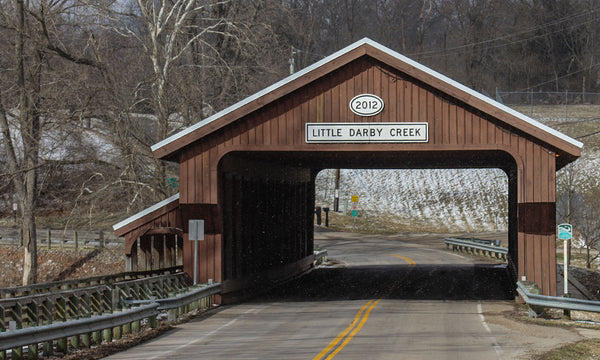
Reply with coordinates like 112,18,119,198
113,38,582,301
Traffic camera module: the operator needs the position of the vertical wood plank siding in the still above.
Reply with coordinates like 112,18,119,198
176,58,560,295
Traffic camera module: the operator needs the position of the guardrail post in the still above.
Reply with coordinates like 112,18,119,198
56,297,68,353
42,299,53,356
113,323,122,340
10,322,22,360
131,318,141,333
103,326,113,343
70,296,80,349
81,294,91,348
11,304,23,360
148,310,157,328
27,301,39,359
121,296,132,335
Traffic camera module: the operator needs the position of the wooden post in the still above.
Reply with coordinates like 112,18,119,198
56,297,67,353
81,294,90,348
47,229,51,250
74,231,79,254
113,324,122,340
27,302,39,359
42,300,53,356
103,327,113,343
99,230,105,249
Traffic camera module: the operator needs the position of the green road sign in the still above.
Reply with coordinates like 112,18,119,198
557,223,572,240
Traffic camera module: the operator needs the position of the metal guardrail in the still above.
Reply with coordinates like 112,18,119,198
444,238,507,261
517,281,600,317
314,250,328,266
0,303,159,351
0,282,221,357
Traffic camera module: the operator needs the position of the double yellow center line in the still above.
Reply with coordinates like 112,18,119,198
313,254,416,359
312,299,381,360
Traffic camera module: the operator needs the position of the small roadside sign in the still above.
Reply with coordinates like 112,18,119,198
557,223,572,240
189,219,205,241
350,195,358,217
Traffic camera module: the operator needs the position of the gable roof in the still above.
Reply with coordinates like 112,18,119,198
151,38,582,161
113,193,179,235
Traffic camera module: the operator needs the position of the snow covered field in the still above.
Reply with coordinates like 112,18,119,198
315,168,509,233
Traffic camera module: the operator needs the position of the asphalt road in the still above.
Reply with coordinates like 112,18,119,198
103,230,525,360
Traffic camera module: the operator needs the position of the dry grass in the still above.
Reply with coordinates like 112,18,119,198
322,210,450,234
532,338,600,360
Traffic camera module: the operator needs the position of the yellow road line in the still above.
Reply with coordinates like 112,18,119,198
313,254,416,359
323,299,381,360
386,254,416,266
313,300,374,360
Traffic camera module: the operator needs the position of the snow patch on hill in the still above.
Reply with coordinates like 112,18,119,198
315,168,508,232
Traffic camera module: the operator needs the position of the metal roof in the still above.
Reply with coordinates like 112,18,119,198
112,193,179,232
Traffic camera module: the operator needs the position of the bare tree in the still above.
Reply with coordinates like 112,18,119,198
0,0,106,284
573,187,600,269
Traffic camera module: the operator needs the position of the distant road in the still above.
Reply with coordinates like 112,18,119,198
103,231,569,360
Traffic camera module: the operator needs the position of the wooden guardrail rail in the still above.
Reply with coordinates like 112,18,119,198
0,266,183,299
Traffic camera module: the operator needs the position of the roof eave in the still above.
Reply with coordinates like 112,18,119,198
113,193,180,236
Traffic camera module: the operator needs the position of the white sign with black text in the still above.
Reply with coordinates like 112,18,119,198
305,122,429,143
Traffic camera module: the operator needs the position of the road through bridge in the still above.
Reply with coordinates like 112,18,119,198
103,231,587,360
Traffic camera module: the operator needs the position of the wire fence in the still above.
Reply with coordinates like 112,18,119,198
495,90,600,122
496,90,600,106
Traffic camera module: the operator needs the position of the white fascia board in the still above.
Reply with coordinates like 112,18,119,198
113,193,180,232
152,38,582,153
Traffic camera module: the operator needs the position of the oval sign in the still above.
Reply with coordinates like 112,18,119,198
349,94,384,117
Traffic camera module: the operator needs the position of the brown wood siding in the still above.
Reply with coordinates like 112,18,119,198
173,58,561,295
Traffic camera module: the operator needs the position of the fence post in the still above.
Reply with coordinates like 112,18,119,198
47,229,51,250
565,89,568,121
74,231,79,254
99,230,105,249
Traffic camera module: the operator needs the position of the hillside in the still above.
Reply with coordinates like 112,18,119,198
315,105,600,234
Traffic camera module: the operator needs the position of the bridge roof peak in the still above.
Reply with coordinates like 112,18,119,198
151,37,582,163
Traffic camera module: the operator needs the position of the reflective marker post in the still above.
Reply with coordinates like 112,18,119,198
557,223,572,319
189,220,205,285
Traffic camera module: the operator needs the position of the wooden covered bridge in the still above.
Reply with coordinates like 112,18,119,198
113,38,582,301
